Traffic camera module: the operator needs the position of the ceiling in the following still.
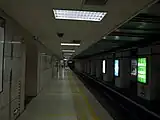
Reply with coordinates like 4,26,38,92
0,0,158,58
75,2,160,58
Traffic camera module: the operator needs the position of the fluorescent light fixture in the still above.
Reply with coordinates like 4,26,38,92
61,43,80,46
64,58,68,61
53,9,107,22
41,53,47,55
64,56,72,57
102,60,106,74
102,36,106,39
62,50,75,52
10,41,22,44
0,41,22,44
63,53,73,56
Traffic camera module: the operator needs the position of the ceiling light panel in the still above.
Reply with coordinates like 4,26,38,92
62,50,75,52
63,53,73,56
53,9,107,22
61,43,80,46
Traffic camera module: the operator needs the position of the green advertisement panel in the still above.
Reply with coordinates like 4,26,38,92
138,58,147,84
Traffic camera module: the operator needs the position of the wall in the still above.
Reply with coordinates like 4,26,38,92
0,11,32,120
25,44,54,98
0,11,56,120
37,53,53,93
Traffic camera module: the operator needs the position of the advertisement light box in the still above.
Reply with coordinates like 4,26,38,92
102,60,106,74
131,59,137,76
138,58,147,84
114,60,119,77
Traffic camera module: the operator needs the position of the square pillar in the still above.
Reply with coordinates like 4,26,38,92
103,54,114,82
75,60,82,72
96,59,102,79
115,51,130,88
88,60,91,74
81,61,85,73
91,60,96,76
137,45,160,100
87,61,90,74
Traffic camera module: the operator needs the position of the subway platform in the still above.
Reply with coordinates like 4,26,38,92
17,68,113,120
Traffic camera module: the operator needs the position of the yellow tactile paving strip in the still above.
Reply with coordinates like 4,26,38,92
68,71,100,120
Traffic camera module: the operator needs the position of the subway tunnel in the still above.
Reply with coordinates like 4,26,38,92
0,0,160,120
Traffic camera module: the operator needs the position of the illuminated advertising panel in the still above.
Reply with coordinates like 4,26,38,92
131,59,137,76
114,60,119,77
138,58,147,84
102,60,106,74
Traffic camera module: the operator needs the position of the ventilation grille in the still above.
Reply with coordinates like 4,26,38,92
84,0,108,5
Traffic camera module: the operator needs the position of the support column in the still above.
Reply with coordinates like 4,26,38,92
87,60,90,74
84,61,87,73
137,45,160,100
91,60,96,76
115,51,130,88
103,54,114,82
74,60,82,72
96,59,102,79
88,60,91,74
82,60,86,73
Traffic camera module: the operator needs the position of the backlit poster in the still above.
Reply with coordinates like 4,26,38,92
102,60,106,74
131,60,137,76
138,58,147,84
114,60,119,77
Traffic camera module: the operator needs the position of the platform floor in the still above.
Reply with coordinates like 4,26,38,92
18,69,113,120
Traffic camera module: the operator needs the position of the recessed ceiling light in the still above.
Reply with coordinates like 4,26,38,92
53,9,107,22
0,41,22,44
115,36,120,40
61,43,80,46
62,50,75,52
63,53,73,56
63,58,68,61
138,22,147,29
102,36,106,39
41,53,46,55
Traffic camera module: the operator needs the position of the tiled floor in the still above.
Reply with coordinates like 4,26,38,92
17,68,113,120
